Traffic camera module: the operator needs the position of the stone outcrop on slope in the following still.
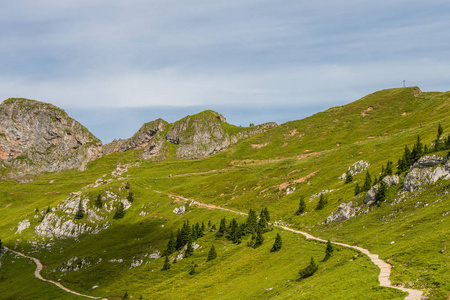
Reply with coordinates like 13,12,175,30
0,98,102,180
402,155,450,192
326,201,361,222
104,110,277,160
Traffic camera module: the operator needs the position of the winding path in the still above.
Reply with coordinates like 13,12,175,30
3,246,103,299
169,193,423,300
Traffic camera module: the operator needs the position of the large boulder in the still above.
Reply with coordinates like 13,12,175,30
364,184,378,204
326,202,360,222
403,165,450,192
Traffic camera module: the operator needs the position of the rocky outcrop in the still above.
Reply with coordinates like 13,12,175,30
0,98,102,180
402,156,450,192
364,184,378,205
382,175,399,187
339,160,370,180
104,110,277,160
326,201,360,222
103,119,168,156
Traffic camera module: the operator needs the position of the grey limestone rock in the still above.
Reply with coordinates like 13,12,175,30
326,202,360,222
0,98,102,180
364,184,379,205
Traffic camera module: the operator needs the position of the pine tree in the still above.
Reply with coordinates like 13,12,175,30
299,257,318,279
123,291,129,299
184,240,194,258
207,245,217,261
125,182,130,189
345,170,353,183
0,238,2,253
208,220,211,227
75,201,84,219
354,183,360,196
386,161,393,175
165,231,176,255
161,255,171,271
316,194,327,210
363,171,372,191
211,224,217,231
412,136,423,161
253,226,264,248
189,263,198,275
375,181,387,204
113,202,125,219
216,217,227,237
436,123,444,151
263,207,270,223
296,196,306,215
246,209,258,233
323,240,333,261
94,194,102,208
259,209,268,229
127,191,134,203
270,233,282,252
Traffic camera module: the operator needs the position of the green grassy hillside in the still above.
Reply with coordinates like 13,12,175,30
1,87,449,299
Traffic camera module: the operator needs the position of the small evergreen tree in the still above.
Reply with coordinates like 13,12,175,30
375,181,387,205
246,209,258,233
270,233,282,252
208,220,211,227
253,226,264,248
385,161,393,176
123,291,129,299
363,171,372,191
299,257,319,279
345,170,353,183
316,194,327,210
165,231,176,255
184,240,194,258
161,255,171,271
75,201,84,220
296,196,306,215
127,191,134,203
216,217,227,237
211,224,217,231
436,123,444,151
207,245,217,261
354,183,360,196
113,202,125,219
323,240,333,261
125,182,130,189
0,238,2,253
189,263,198,275
94,194,102,208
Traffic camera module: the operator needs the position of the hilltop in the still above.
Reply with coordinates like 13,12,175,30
0,87,449,299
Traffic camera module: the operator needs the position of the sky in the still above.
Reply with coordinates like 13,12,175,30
1,1,449,143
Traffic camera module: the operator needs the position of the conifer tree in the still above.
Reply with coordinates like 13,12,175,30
123,291,129,299
270,233,282,252
375,181,387,204
184,239,194,258
125,182,130,189
253,226,264,248
363,171,372,191
208,220,211,227
345,170,353,183
207,245,217,261
316,194,327,210
75,201,84,219
161,255,171,271
0,238,2,253
354,183,360,196
436,123,444,151
216,217,227,237
296,196,306,215
165,231,176,255
412,136,423,161
323,240,333,261
263,207,270,223
127,191,134,203
211,224,217,231
175,228,183,250
189,263,198,275
201,221,205,232
246,209,258,233
113,202,125,219
94,194,102,208
299,257,318,279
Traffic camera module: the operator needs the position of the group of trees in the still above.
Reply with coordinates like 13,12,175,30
294,193,328,215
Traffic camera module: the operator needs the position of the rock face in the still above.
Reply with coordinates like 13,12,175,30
104,110,277,160
364,184,378,205
326,202,360,222
103,119,168,157
402,155,450,192
0,98,102,180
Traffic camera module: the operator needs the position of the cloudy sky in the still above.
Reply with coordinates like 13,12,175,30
1,1,449,142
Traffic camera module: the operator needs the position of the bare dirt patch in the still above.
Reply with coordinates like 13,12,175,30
402,111,407,116
251,143,268,149
361,106,373,117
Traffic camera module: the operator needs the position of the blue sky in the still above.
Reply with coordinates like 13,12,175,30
1,1,449,143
